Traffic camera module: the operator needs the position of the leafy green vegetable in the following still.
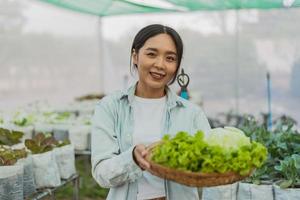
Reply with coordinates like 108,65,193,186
25,133,71,154
205,126,251,151
0,146,27,166
56,112,71,120
274,154,300,188
25,133,58,154
151,128,267,176
0,128,24,146
14,118,27,126
43,111,73,124
56,139,71,147
12,112,35,127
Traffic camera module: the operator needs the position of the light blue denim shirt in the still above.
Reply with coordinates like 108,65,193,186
91,83,211,200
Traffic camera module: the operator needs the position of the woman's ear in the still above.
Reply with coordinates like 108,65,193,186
132,49,138,65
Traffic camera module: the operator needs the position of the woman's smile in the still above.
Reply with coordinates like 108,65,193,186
149,71,166,80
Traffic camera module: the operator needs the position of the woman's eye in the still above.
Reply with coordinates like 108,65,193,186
166,56,176,62
147,52,156,57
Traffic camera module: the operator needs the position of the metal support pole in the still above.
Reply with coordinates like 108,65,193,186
97,17,104,94
73,175,80,200
234,9,240,115
267,72,272,130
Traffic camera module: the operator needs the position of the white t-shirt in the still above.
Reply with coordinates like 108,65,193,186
132,95,166,200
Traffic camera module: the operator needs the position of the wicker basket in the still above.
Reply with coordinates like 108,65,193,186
145,142,253,187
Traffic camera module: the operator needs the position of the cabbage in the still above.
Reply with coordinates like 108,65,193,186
205,126,250,151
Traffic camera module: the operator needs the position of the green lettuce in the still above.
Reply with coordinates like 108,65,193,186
152,128,267,176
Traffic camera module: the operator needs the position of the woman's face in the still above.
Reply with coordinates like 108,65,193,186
133,33,178,95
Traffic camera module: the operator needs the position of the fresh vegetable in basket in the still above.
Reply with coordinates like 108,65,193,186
151,127,267,176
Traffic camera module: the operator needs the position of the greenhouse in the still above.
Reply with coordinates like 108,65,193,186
1,0,300,199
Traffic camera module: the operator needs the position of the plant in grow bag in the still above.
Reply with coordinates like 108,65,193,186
0,128,24,146
0,146,27,166
56,139,71,147
25,133,58,154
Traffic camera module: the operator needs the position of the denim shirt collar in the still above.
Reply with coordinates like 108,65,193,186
119,82,184,109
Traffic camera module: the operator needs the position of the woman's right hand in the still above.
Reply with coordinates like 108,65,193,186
133,144,150,170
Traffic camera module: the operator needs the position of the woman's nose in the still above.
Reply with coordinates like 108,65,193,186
154,57,165,69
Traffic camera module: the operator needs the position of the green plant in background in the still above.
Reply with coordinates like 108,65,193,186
275,154,300,188
271,118,300,188
208,110,254,128
25,133,58,154
84,120,91,125
14,118,28,126
55,112,72,121
236,114,300,188
0,146,27,166
12,111,35,126
56,139,71,147
43,111,73,124
238,116,276,183
0,128,24,146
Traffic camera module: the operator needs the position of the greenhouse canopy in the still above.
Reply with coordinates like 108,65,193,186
40,0,300,16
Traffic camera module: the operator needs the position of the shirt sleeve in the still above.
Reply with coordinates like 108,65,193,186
91,98,142,188
193,107,211,137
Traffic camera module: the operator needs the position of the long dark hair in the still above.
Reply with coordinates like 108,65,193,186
130,24,183,85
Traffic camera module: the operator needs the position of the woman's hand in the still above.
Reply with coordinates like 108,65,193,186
133,144,150,170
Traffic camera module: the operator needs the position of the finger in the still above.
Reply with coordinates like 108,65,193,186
139,162,150,170
138,157,150,169
134,145,150,169
136,144,147,152
141,149,148,157
135,152,150,169
134,145,144,158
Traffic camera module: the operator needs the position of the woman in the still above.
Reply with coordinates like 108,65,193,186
91,24,211,200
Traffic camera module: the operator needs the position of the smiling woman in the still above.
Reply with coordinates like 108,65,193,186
131,24,183,98
91,24,211,200
132,33,178,98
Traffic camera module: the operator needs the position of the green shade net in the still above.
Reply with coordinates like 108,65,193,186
39,0,176,16
168,0,300,10
40,0,300,16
